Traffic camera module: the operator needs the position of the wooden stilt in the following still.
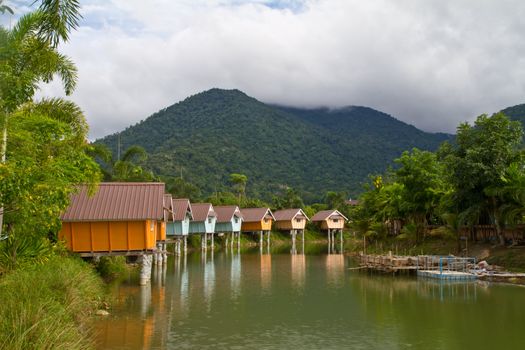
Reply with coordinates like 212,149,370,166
226,233,229,247
211,232,214,250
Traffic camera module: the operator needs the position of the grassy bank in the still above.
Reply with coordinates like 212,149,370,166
0,254,106,350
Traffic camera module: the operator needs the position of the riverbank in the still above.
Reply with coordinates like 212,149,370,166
0,253,108,350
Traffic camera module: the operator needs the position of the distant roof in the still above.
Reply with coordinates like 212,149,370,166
214,206,243,223
311,210,348,222
346,199,360,206
61,182,165,221
240,208,275,222
191,203,216,221
172,198,193,221
273,208,310,221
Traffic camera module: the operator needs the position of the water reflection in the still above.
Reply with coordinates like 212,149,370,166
203,253,216,311
326,254,345,288
291,254,306,290
260,254,272,292
231,250,241,299
417,280,478,303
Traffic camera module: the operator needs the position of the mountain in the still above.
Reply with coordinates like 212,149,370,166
501,104,525,126
96,88,452,202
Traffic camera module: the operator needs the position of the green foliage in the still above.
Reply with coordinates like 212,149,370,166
354,112,525,247
0,254,105,350
272,186,304,210
95,256,128,281
0,234,53,273
96,89,451,202
166,177,202,201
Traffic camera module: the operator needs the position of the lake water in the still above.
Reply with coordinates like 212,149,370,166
93,246,525,350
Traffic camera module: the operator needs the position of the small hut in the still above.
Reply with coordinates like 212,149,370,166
189,203,217,249
59,182,165,255
273,208,309,248
240,207,274,246
214,206,243,247
165,196,193,254
311,209,348,245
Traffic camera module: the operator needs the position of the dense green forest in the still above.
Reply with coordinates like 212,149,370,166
352,111,525,247
96,88,452,202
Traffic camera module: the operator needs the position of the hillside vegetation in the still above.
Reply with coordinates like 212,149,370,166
97,89,452,202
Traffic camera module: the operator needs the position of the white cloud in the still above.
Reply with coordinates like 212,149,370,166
34,0,525,138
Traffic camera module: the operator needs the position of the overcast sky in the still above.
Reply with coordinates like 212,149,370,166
6,0,525,139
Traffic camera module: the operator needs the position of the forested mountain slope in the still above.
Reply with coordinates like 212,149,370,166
97,89,452,201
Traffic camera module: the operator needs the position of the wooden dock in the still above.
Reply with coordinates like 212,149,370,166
358,253,479,279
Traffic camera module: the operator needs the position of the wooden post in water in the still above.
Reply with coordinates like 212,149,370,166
225,233,229,248
211,233,214,251
139,254,153,286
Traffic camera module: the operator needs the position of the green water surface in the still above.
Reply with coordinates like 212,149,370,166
93,247,525,350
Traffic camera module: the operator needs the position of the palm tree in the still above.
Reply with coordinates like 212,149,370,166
0,0,81,237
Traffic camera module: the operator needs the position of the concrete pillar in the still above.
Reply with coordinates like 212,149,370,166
184,236,187,254
211,233,214,250
226,233,230,247
163,243,168,263
139,254,153,285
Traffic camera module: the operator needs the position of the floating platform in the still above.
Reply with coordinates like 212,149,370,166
417,270,477,281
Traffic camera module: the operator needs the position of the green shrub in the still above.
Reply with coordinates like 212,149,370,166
95,256,128,281
0,255,105,350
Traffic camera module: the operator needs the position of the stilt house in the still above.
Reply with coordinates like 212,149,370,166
59,182,165,255
311,210,348,231
167,198,193,236
214,206,243,233
240,208,274,232
273,208,309,231
188,203,217,234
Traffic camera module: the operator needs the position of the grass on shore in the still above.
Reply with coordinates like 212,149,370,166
0,254,105,350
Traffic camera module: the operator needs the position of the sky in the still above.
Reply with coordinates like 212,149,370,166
5,0,525,139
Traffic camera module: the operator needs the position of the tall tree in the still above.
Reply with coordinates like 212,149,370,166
230,173,247,204
441,113,524,245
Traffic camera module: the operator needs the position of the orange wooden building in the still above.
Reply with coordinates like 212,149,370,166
59,183,166,255
240,208,274,232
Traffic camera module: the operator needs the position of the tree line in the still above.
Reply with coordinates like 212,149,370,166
351,112,525,247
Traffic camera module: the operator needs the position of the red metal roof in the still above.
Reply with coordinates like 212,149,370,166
214,206,243,223
240,208,275,222
190,203,216,221
173,198,193,221
61,183,165,221
273,208,309,222
311,210,348,222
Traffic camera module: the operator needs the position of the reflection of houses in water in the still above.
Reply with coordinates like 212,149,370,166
231,252,242,299
291,254,306,290
417,280,478,303
325,254,345,287
203,255,216,310
260,254,272,292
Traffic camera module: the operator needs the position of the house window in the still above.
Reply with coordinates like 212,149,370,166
333,219,339,223
296,218,302,223
234,218,239,224
208,218,212,224
264,219,269,223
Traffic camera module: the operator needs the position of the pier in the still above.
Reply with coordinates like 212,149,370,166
359,253,479,280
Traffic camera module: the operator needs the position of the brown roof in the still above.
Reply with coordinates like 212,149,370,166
173,198,193,221
190,203,216,221
273,208,310,222
240,208,275,222
311,210,348,222
214,206,243,223
61,183,165,221
346,199,360,206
